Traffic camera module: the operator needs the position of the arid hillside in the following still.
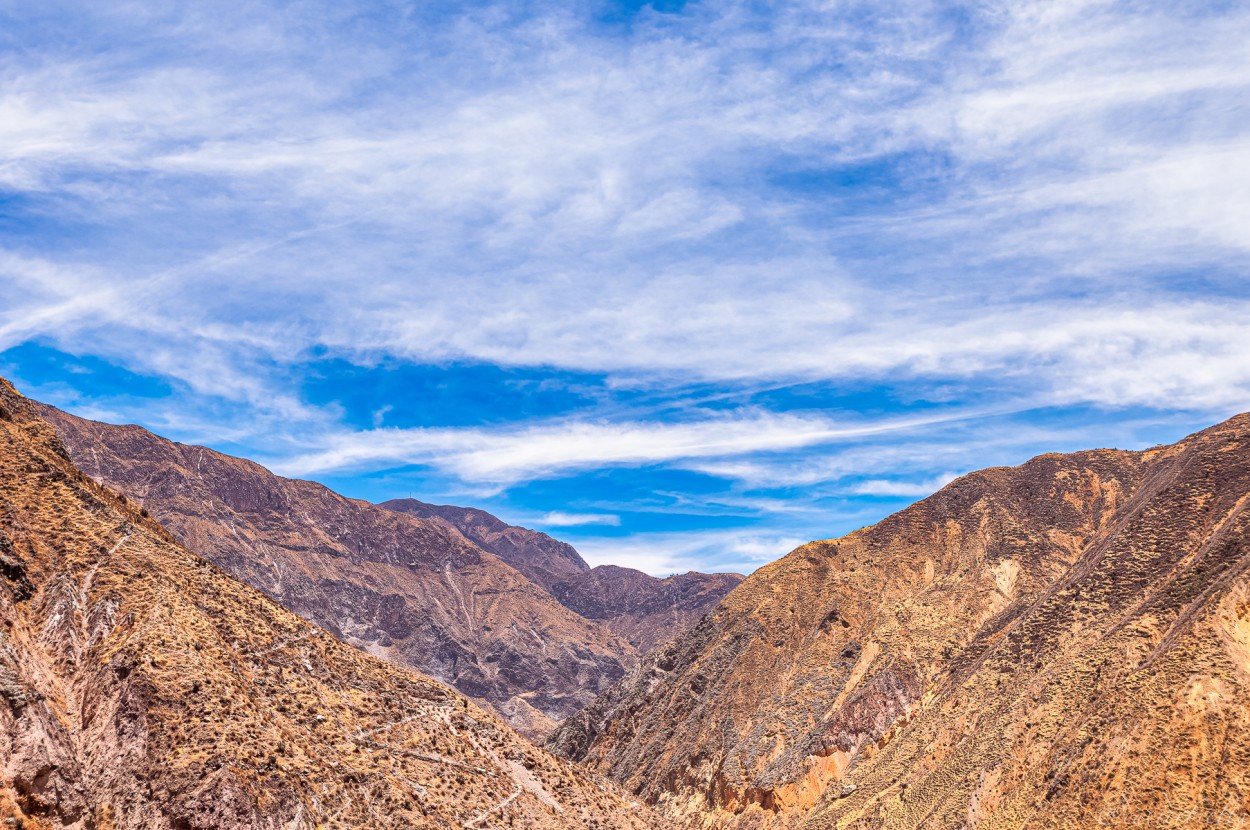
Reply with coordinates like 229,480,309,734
38,405,635,740
379,498,592,591
384,499,743,653
0,376,670,829
550,416,1250,830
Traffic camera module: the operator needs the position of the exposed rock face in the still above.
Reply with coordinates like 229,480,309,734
0,377,669,830
547,566,745,654
383,499,743,654
549,417,1250,829
38,406,636,740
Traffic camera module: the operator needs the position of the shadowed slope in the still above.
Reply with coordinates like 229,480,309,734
0,377,669,829
550,417,1250,830
37,405,636,739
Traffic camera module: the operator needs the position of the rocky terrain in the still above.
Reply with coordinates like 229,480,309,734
550,416,1250,829
36,406,740,739
38,406,635,740
379,499,592,592
384,499,743,653
0,376,671,829
544,566,744,655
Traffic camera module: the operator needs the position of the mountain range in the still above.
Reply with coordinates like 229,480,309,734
36,404,740,739
0,377,671,829
3,373,1248,829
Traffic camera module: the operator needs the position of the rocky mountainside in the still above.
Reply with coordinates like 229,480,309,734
550,416,1250,830
38,405,636,740
380,498,590,591
383,499,743,653
0,376,669,830
545,566,745,654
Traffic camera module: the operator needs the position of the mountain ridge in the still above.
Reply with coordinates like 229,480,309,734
382,498,744,653
36,404,635,739
35,403,741,738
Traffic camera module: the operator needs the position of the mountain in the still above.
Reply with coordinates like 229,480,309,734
383,499,744,653
545,566,745,655
0,377,668,830
379,498,590,591
549,416,1250,829
37,406,636,740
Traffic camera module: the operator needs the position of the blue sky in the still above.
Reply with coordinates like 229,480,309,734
2,0,1249,574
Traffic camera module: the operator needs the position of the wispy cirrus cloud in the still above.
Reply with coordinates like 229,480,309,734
271,407,999,483
572,528,814,576
849,474,961,498
2,1,1248,405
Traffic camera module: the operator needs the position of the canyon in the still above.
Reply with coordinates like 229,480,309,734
5,374,1248,829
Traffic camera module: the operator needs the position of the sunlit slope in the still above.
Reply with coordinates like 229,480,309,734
550,416,1250,829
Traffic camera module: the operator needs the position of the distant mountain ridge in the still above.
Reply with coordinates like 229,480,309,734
545,565,745,654
549,414,1250,829
0,376,669,829
37,403,740,738
383,498,744,653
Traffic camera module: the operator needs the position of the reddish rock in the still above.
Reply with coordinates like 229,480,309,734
383,499,743,653
38,405,635,739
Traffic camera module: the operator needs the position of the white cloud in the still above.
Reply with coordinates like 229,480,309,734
539,511,621,527
574,528,812,576
849,473,960,498
2,1,1249,419
271,407,990,482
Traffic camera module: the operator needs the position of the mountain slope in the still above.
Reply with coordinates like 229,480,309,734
0,376,668,830
549,416,1250,829
383,499,743,653
37,405,636,739
380,498,590,591
545,566,745,654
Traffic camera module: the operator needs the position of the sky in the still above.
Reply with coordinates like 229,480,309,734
2,0,1249,575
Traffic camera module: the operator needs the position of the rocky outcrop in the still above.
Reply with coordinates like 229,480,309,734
0,376,670,830
549,417,1250,829
383,499,743,653
38,406,636,740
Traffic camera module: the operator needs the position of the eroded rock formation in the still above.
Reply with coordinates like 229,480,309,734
382,499,744,654
38,406,634,739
